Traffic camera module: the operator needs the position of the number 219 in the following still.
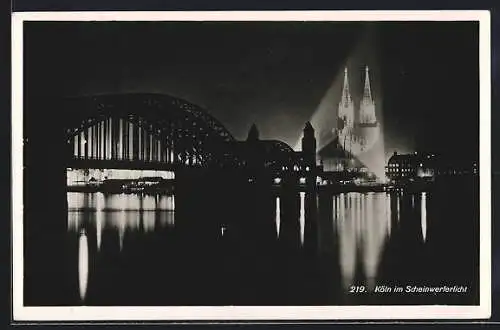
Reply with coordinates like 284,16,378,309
349,285,366,293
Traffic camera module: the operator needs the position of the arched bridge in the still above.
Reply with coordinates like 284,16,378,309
64,93,237,171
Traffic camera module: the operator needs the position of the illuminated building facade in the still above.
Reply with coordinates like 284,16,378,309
321,65,380,174
359,66,377,125
386,152,437,183
336,67,355,153
334,65,380,156
386,152,422,182
386,152,477,183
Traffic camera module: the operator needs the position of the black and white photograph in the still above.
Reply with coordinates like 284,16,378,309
12,11,491,321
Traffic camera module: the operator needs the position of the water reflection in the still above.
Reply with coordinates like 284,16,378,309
338,195,356,290
299,192,305,245
117,210,126,251
396,193,401,223
275,197,281,238
67,192,176,234
159,210,175,228
421,192,427,242
143,211,155,232
335,193,392,290
60,187,475,306
78,229,89,302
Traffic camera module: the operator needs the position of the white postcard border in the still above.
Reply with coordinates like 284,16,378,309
11,10,491,321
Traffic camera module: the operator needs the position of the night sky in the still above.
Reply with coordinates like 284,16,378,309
24,21,479,160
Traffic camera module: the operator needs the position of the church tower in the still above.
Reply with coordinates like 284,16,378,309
360,66,377,124
247,123,260,141
336,66,355,154
302,121,317,168
338,67,355,129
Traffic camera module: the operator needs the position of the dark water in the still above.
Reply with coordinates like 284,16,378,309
60,179,479,306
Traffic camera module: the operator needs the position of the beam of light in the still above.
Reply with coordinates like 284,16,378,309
299,192,305,245
421,192,427,242
78,229,89,303
293,27,391,180
293,68,344,152
275,196,281,238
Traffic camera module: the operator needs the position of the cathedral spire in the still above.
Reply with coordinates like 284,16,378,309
338,66,354,129
362,66,373,103
341,67,353,104
360,65,377,124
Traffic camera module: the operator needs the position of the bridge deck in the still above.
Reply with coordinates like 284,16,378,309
68,158,183,171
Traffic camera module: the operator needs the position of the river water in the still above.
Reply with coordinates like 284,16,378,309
60,179,478,306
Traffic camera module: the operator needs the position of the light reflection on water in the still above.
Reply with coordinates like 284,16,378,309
78,229,89,303
333,192,428,291
338,194,357,290
68,192,176,235
67,190,433,305
299,192,305,245
396,193,401,223
421,192,427,242
275,197,280,237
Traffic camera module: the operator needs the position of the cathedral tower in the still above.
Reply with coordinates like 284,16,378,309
338,67,355,129
360,66,377,124
336,66,355,153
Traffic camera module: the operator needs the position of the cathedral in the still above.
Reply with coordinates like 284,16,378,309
319,65,380,173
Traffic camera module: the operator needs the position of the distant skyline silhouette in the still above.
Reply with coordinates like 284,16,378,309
24,21,479,161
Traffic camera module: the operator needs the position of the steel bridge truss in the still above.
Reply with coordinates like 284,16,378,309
64,94,236,169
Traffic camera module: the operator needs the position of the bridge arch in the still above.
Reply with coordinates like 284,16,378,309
63,93,235,169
